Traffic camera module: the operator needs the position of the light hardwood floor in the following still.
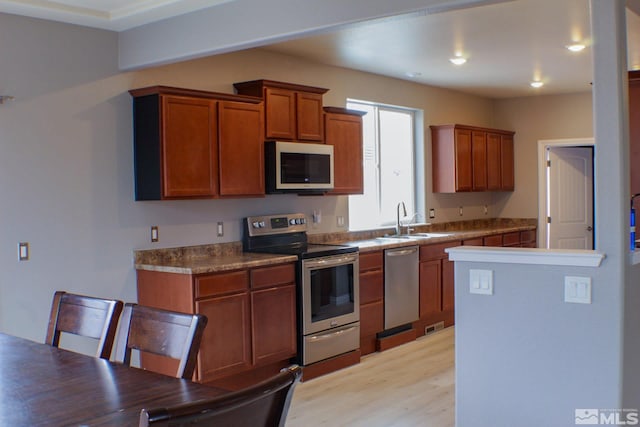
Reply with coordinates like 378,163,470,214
286,327,455,427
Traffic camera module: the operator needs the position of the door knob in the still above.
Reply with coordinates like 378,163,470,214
587,226,593,231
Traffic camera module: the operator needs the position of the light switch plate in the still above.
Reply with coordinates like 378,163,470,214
564,276,591,304
470,269,493,295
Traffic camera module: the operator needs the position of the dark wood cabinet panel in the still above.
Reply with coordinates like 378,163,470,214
419,259,442,318
472,131,487,191
250,263,295,289
195,270,248,299
218,101,264,196
324,108,366,194
431,124,514,193
358,250,384,356
162,96,218,199
486,133,502,190
251,285,297,366
463,237,484,246
196,292,252,381
501,133,515,191
234,80,328,142
263,87,296,140
483,234,503,247
130,86,263,200
502,231,521,247
297,92,324,141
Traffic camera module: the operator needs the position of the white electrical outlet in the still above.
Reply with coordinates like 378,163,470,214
217,222,224,237
150,226,159,242
470,269,493,295
337,216,345,227
429,209,436,219
564,276,591,304
459,206,463,216
18,242,29,261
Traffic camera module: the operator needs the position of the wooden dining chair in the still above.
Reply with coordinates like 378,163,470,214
45,291,124,359
139,365,302,427
113,303,208,379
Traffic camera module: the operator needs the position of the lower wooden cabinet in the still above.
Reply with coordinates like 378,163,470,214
416,241,460,336
136,262,297,383
358,251,384,355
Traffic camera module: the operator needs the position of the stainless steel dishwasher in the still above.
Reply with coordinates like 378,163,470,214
384,246,419,330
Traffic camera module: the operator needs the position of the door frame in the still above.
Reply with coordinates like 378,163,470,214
537,138,595,248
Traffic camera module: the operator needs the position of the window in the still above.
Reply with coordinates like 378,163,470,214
347,100,418,230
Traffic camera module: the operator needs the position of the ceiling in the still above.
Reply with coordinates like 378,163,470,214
1,0,639,98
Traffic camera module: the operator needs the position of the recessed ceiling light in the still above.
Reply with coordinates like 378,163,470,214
406,71,422,78
449,56,467,66
530,81,544,88
566,43,586,52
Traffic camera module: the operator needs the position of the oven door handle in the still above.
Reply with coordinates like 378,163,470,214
304,255,357,268
308,325,359,341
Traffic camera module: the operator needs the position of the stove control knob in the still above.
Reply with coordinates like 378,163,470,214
259,221,266,228
252,221,260,229
300,218,306,224
289,218,296,225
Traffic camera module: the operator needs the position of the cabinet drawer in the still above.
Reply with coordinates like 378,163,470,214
250,263,295,289
360,270,383,305
359,251,383,272
196,270,249,298
463,238,483,246
520,230,536,243
420,241,461,261
483,234,503,247
502,231,521,247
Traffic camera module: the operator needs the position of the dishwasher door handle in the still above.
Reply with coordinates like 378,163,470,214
386,247,418,257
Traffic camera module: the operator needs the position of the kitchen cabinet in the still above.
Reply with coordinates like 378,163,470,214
130,86,264,201
431,124,515,193
233,80,328,142
136,262,296,384
358,251,384,355
484,230,537,248
324,107,366,195
416,241,460,336
630,71,640,195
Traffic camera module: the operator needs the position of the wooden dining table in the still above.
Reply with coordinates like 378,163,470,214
0,332,227,426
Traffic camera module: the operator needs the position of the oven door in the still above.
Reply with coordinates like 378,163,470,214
301,253,359,335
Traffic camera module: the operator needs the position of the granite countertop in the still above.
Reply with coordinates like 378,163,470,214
134,242,297,275
133,218,537,274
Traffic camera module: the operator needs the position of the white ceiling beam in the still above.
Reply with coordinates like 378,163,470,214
118,0,511,70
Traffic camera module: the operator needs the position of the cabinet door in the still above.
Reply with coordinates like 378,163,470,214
161,95,218,198
360,300,383,355
196,293,251,381
486,132,502,190
325,112,364,194
296,92,324,141
483,234,503,247
419,260,442,318
264,87,296,140
251,285,297,366
454,128,473,191
471,130,487,191
501,134,515,190
442,259,455,312
218,101,265,196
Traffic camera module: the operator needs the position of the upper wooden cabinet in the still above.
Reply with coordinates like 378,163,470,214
130,86,264,200
324,107,366,195
630,71,640,195
233,80,328,142
431,124,515,193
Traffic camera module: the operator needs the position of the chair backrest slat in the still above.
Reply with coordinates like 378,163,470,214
113,303,207,379
45,291,123,360
140,365,302,427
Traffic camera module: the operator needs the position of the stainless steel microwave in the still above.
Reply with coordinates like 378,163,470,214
265,141,334,193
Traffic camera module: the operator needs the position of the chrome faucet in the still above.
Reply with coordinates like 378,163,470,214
396,201,407,235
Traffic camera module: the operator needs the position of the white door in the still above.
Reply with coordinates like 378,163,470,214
547,146,594,249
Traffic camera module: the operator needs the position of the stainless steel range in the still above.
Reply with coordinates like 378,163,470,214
243,213,359,366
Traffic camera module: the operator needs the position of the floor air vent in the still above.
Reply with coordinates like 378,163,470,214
425,321,445,335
